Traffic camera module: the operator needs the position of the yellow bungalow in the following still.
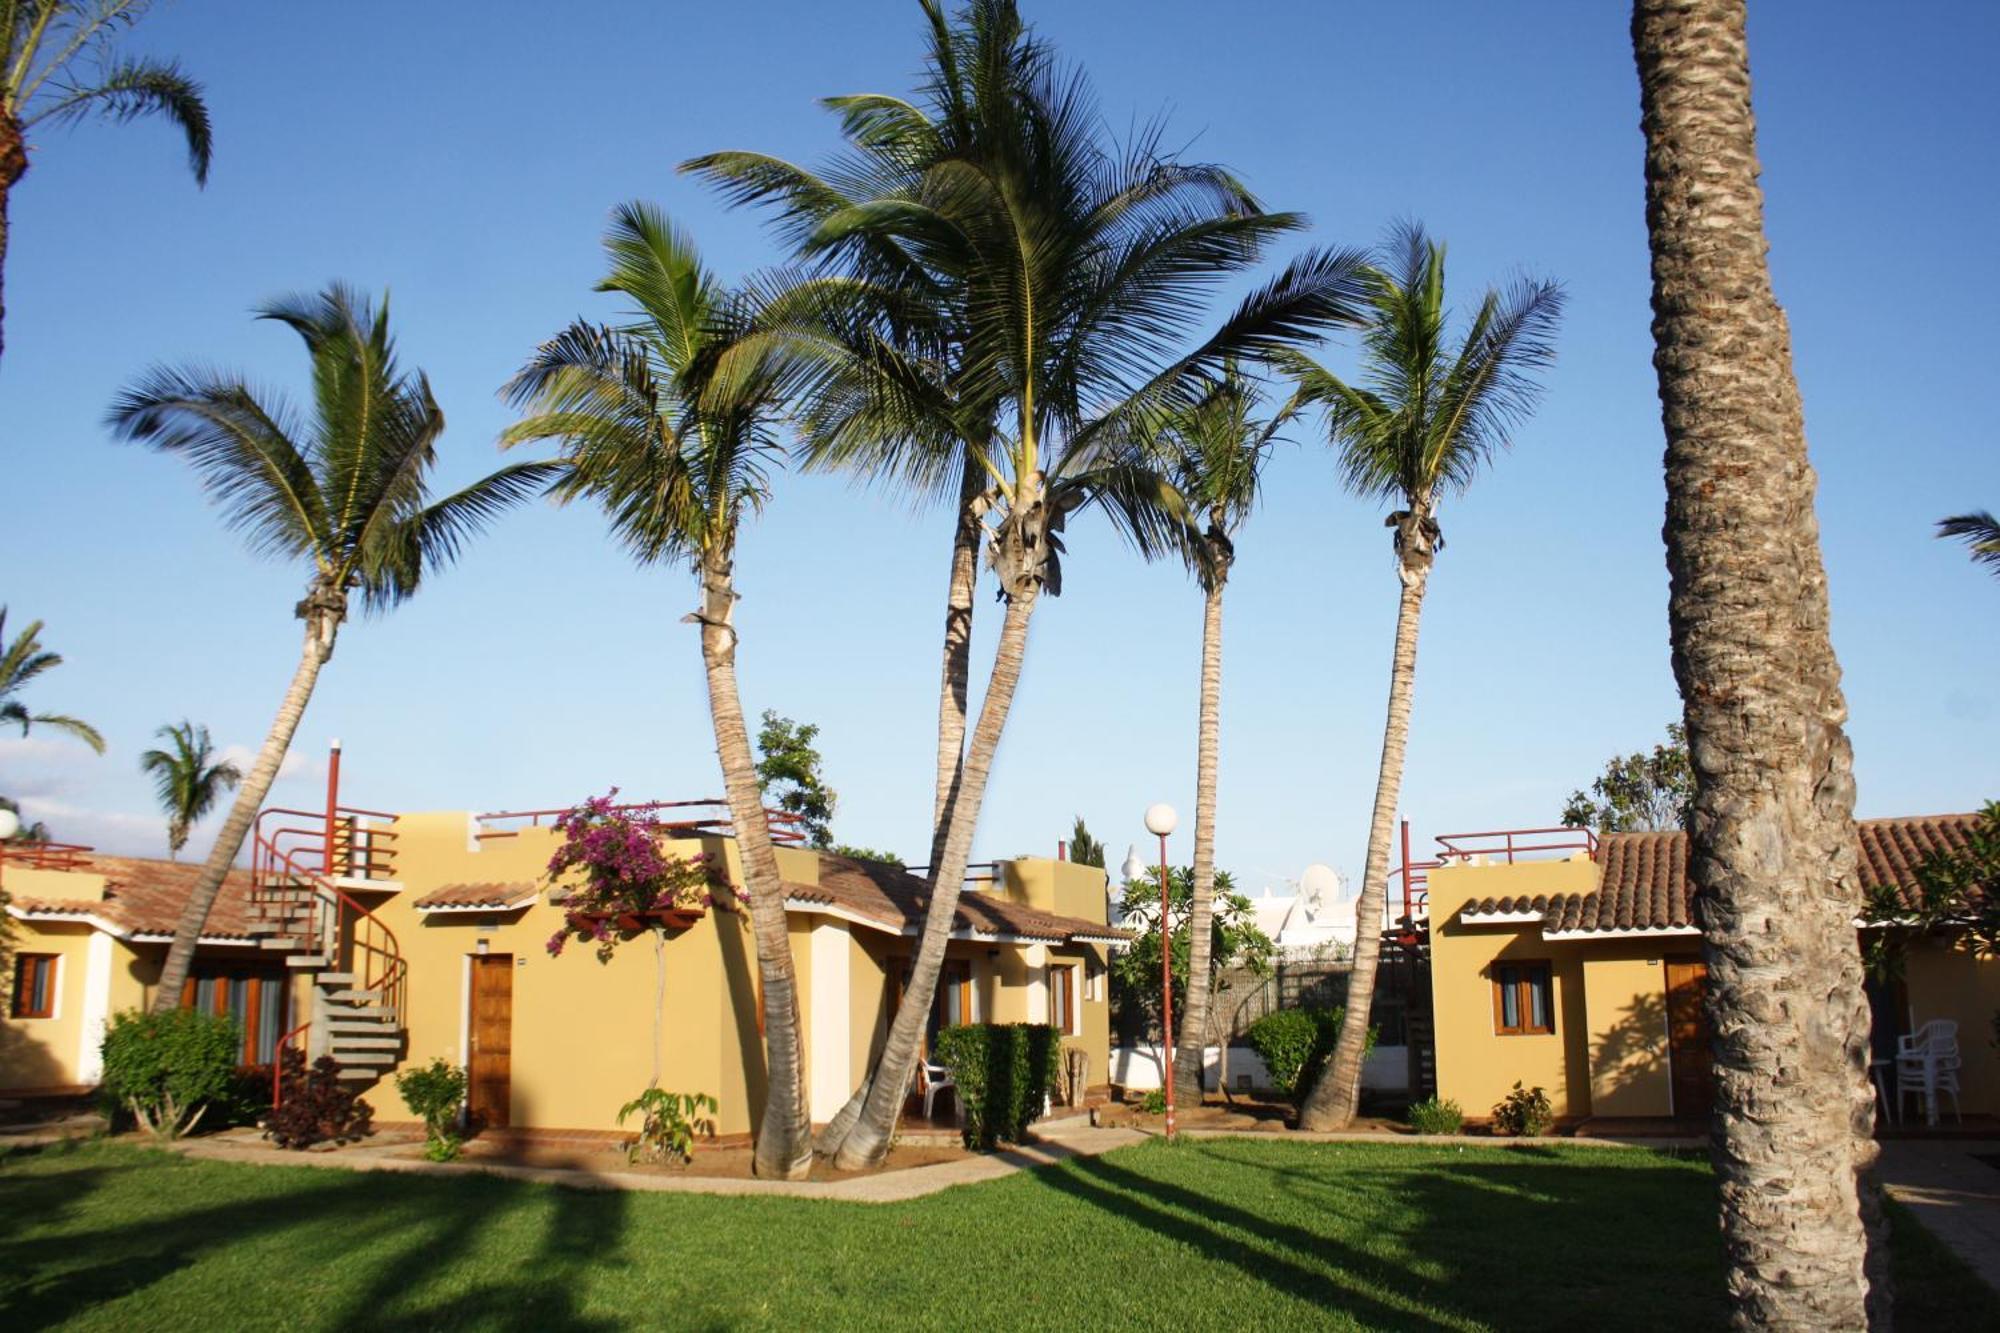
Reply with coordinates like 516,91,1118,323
1,791,1119,1140
1420,813,1997,1126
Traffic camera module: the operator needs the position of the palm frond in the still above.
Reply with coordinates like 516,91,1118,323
26,55,211,183
1938,511,2000,575
29,711,104,752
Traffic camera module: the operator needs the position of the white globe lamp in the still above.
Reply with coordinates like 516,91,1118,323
1143,803,1178,838
0,808,21,841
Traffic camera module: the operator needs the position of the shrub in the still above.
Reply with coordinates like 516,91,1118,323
1491,1082,1554,1137
99,1007,241,1138
1137,1088,1167,1116
932,1023,1062,1149
1242,1007,1377,1104
1407,1096,1464,1136
617,1087,717,1164
267,1049,374,1149
396,1057,468,1159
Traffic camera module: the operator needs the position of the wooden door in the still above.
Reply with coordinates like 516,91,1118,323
468,955,513,1129
1664,958,1714,1118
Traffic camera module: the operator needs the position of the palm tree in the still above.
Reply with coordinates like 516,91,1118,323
2,1,211,363
1285,223,1563,1131
501,202,814,1181
138,720,240,859
1634,1,1881,1324
109,283,555,1017
697,0,1369,1170
1145,365,1292,1103
0,607,104,752
1938,511,2000,576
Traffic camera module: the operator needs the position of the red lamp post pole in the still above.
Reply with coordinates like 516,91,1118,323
1159,831,1175,1141
324,739,342,877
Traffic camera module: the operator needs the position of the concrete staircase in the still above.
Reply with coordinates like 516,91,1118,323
245,873,404,1083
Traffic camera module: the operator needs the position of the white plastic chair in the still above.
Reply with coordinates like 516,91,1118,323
1894,1023,1963,1127
918,1061,955,1121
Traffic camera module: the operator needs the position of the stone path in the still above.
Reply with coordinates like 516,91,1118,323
166,1123,1148,1203
1878,1139,2000,1295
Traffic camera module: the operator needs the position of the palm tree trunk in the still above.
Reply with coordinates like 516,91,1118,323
697,547,814,1180
149,609,338,1014
1172,574,1226,1101
0,111,27,367
929,458,986,861
829,584,1039,1170
1634,2,1881,1324
1298,546,1430,1130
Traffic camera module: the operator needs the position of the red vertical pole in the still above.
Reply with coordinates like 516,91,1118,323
1400,818,1412,923
1160,831,1176,1141
1058,840,1068,861
324,739,342,877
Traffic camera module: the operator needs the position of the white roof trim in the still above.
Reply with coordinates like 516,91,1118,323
8,904,132,938
781,896,1094,946
1458,910,1546,926
1543,925,1701,941
131,931,277,946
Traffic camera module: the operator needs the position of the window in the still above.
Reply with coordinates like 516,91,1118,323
181,967,289,1065
11,954,57,1019
1083,955,1103,1003
1492,961,1554,1036
1050,964,1078,1035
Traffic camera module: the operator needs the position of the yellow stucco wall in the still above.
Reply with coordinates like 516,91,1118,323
0,921,95,1089
1901,934,2000,1114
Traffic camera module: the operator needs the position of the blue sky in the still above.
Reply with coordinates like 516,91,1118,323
2,1,1995,894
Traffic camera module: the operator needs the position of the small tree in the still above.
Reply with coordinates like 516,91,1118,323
1560,723,1693,833
1067,817,1106,869
396,1057,469,1161
754,711,836,848
1110,865,1275,1065
544,792,724,1089
99,1007,239,1138
138,720,241,859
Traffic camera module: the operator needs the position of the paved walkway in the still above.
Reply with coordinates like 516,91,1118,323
166,1123,1148,1203
1878,1139,2000,1294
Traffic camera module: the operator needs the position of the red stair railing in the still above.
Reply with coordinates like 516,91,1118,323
253,806,407,1107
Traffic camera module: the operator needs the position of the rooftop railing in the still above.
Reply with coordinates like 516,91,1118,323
475,799,808,845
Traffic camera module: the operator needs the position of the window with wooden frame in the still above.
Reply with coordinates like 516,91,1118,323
1492,961,1554,1036
10,954,58,1019
181,967,290,1065
1049,963,1078,1035
1082,954,1103,1003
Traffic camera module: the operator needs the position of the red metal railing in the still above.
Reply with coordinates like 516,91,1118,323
1395,823,1598,931
251,808,407,1108
475,798,808,845
1,840,96,871
257,805,399,882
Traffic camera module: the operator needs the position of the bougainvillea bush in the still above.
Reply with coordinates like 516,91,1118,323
543,791,730,961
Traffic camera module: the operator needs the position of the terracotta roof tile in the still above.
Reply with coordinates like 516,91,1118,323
786,857,1128,944
413,882,538,910
1466,813,1984,936
7,855,258,939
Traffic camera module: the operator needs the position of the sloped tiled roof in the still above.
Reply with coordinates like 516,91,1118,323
1467,813,1984,936
786,857,1129,944
413,882,538,910
7,855,259,939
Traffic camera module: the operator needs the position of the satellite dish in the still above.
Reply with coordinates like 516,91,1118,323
1299,863,1340,918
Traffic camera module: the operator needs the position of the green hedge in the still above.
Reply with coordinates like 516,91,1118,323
1242,1007,1377,1104
99,1007,241,1138
931,1023,1062,1150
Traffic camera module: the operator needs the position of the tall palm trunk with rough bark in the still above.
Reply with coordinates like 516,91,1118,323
1634,1,1883,1325
830,584,1039,1170
0,112,25,365
151,592,341,1012
1172,557,1228,1101
698,547,814,1180
930,458,987,850
1299,516,1431,1129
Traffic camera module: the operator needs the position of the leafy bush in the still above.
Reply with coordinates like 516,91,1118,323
932,1023,1062,1149
266,1049,373,1149
1242,1007,1376,1104
99,1007,241,1138
395,1057,468,1159
1491,1082,1554,1137
617,1087,717,1164
1407,1096,1463,1135
1137,1088,1167,1115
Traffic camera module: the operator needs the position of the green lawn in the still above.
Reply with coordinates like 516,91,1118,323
0,1138,1987,1330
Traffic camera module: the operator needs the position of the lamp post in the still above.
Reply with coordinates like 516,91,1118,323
1143,801,1178,1140
0,807,20,910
